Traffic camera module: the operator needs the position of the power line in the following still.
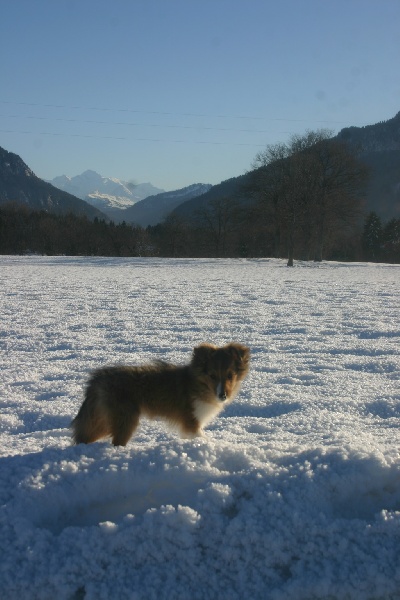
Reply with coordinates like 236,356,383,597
0,100,365,126
0,113,296,135
0,128,268,147
0,100,367,150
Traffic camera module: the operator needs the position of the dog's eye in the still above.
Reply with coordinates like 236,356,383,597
210,373,218,381
227,372,233,381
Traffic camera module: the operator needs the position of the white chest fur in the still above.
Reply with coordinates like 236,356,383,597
193,398,223,429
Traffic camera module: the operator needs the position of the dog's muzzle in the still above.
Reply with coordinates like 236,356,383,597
216,382,227,401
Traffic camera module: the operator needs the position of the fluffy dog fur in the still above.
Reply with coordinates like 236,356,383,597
71,343,250,446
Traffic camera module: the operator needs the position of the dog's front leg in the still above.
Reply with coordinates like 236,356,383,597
180,428,206,439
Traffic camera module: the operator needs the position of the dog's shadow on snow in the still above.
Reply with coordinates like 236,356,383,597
13,411,71,435
1,442,229,534
226,400,302,419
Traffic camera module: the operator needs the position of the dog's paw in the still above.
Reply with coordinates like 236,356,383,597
180,429,206,440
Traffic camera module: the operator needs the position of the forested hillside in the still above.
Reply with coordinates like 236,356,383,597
0,147,105,220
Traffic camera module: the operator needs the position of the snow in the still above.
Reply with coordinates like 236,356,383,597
154,183,212,200
1,256,400,600
85,192,139,210
49,171,164,210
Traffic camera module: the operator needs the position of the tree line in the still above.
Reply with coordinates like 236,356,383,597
362,212,400,263
1,202,399,264
0,204,152,257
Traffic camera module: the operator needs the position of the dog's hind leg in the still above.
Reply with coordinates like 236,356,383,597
111,410,140,446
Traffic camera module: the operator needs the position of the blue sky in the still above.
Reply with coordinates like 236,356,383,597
1,0,399,191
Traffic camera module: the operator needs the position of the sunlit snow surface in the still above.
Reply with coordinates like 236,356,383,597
1,256,400,600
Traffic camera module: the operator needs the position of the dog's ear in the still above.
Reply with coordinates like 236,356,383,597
225,343,250,371
192,343,216,372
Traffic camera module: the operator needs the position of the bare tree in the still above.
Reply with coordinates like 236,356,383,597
252,134,329,265
306,139,368,261
251,130,368,265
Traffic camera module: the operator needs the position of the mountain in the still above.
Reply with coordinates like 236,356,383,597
48,172,214,225
172,175,249,220
121,183,212,226
336,111,400,219
173,111,400,222
49,170,164,221
3,110,398,230
0,147,106,220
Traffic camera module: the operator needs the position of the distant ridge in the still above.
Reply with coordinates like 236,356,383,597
121,183,212,226
336,111,400,218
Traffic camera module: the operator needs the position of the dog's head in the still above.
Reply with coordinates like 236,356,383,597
191,342,250,402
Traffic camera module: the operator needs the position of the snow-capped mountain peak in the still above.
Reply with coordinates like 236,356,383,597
49,171,212,224
49,171,165,214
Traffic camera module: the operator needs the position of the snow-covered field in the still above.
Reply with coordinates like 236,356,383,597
1,256,400,600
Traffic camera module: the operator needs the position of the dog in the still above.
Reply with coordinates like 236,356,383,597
71,343,250,446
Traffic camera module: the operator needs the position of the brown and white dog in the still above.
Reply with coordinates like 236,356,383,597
71,343,250,446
